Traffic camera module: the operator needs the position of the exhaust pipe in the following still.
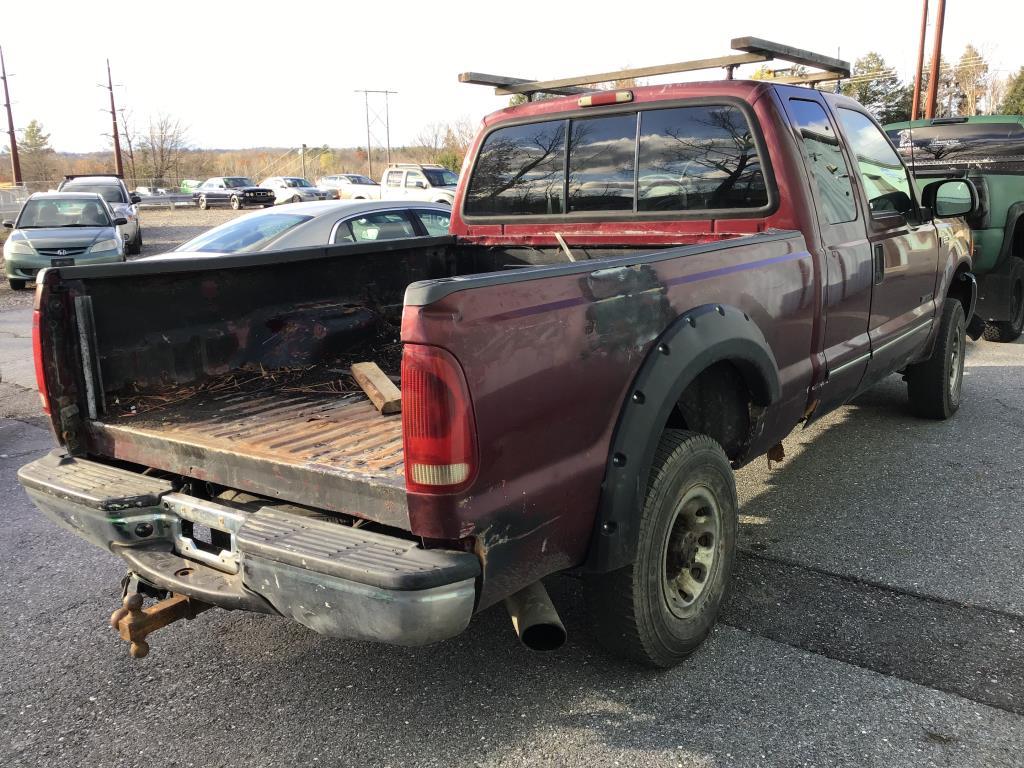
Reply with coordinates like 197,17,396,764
504,581,566,651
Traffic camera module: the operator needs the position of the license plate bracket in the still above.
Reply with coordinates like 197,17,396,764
50,257,75,267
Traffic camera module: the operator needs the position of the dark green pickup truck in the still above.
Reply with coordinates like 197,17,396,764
885,116,1024,341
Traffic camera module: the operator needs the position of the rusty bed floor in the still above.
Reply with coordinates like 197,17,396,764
85,385,408,522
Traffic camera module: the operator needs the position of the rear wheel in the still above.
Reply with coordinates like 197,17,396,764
585,430,737,668
8,279,26,290
982,269,1024,343
906,298,966,419
290,195,301,204
230,195,241,210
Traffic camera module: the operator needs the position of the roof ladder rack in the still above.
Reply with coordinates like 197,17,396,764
459,36,850,99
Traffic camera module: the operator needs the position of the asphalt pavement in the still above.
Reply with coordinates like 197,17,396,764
1,284,1022,767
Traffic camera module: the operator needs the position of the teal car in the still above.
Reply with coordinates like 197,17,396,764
884,116,1024,341
2,192,127,290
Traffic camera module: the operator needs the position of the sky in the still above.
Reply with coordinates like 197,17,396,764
1,0,1020,154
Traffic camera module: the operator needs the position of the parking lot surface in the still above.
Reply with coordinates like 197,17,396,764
1,211,1022,767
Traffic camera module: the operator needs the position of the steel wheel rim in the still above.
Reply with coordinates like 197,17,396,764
662,485,721,619
949,324,963,402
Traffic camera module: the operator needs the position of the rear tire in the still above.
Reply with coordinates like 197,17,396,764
8,279,26,290
585,430,737,668
289,195,301,204
906,299,966,419
982,269,1024,343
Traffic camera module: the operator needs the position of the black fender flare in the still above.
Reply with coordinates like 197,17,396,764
995,203,1024,272
585,303,781,573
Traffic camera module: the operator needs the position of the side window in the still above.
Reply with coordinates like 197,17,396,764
567,114,636,212
464,119,566,216
385,171,403,188
416,210,451,236
345,211,417,242
788,99,856,224
406,172,427,189
637,105,769,211
837,108,914,218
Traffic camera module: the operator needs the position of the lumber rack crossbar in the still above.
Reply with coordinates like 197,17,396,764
459,36,851,99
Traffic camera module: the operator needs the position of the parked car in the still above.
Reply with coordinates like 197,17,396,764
317,173,382,200
148,200,451,258
56,174,142,255
884,115,1024,341
258,177,337,205
20,79,977,668
380,163,458,204
2,192,126,289
193,177,275,210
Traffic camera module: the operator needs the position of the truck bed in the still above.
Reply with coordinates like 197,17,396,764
87,381,409,528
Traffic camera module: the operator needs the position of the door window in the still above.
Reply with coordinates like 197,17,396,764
334,211,417,243
385,171,403,188
406,172,427,189
788,99,856,224
837,109,914,218
415,209,451,236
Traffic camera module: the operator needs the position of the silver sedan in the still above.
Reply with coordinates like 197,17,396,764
152,200,452,259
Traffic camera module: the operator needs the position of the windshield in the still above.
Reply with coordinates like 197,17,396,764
62,184,125,204
424,169,459,187
285,178,314,187
175,213,312,253
346,175,377,185
886,122,1024,169
17,198,111,228
224,177,255,188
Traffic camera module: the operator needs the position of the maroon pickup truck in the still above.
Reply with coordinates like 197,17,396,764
20,80,977,667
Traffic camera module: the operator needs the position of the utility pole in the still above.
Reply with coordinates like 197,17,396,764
911,0,928,121
355,89,397,179
1,46,21,184
301,143,307,179
924,0,946,119
105,59,124,177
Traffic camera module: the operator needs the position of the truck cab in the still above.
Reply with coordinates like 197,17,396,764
380,163,458,205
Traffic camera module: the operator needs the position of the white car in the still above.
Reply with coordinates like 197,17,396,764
317,173,382,200
259,177,336,205
379,164,459,205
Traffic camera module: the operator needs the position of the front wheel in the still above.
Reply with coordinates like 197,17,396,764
127,228,143,256
198,196,209,210
230,195,241,210
8,279,26,291
585,430,737,668
982,268,1024,343
906,298,966,419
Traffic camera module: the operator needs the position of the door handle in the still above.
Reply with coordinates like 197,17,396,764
873,243,885,285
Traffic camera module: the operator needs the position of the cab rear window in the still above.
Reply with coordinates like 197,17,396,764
464,104,769,217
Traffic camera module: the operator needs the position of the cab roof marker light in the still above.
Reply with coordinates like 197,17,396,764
578,91,634,108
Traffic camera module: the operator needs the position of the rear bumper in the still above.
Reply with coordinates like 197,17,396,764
19,451,479,646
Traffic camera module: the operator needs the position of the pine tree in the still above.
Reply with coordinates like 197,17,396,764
19,119,56,182
1002,68,1024,115
841,53,912,124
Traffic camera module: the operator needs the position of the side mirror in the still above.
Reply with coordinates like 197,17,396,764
922,178,978,218
130,194,141,204
113,217,129,226
411,180,427,189
2,220,13,229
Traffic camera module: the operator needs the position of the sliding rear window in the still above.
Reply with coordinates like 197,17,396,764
465,103,769,217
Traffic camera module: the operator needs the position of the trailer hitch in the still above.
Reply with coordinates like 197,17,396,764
109,592,213,658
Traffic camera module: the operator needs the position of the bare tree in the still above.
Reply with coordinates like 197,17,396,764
115,108,139,185
954,44,989,116
138,114,189,185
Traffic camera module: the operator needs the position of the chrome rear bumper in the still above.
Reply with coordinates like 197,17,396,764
19,451,479,646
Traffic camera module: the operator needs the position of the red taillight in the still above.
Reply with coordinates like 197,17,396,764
401,344,477,493
32,309,51,415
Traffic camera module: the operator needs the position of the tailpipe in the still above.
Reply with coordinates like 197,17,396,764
504,581,566,651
